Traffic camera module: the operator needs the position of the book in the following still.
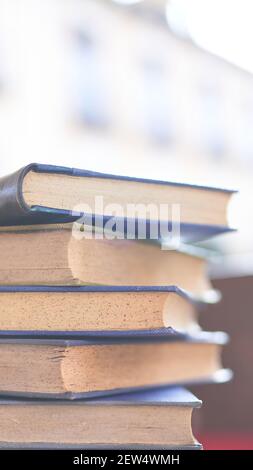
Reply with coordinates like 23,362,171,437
0,163,235,241
0,331,230,398
0,285,215,334
0,387,202,449
0,229,215,294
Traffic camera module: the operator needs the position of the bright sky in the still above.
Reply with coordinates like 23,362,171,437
166,0,253,74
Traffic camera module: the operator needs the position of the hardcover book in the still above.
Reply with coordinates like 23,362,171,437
0,163,235,241
0,230,215,293
0,331,230,399
0,387,202,450
0,285,216,334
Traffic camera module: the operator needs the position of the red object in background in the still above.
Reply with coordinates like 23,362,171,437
198,433,253,450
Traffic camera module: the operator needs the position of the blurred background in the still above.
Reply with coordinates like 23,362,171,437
0,0,253,449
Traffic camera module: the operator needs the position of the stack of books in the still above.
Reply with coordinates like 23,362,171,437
0,163,235,449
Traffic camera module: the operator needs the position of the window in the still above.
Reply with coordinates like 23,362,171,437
71,29,110,128
199,79,225,158
138,57,174,146
237,98,253,162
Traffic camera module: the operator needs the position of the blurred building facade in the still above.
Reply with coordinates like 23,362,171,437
0,0,253,195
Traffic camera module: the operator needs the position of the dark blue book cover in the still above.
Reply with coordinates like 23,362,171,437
0,387,203,450
0,163,236,242
0,284,215,338
0,331,232,400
